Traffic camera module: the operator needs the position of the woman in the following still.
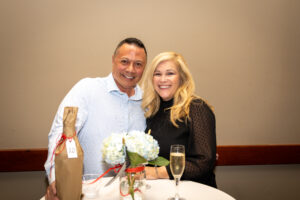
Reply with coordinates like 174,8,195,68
142,52,217,187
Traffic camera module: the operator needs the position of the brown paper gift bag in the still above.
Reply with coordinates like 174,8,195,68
55,107,83,200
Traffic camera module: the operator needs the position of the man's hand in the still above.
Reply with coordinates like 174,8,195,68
45,181,59,200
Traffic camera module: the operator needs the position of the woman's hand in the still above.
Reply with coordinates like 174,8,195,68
145,166,169,179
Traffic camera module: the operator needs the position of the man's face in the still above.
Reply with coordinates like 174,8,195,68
112,43,147,96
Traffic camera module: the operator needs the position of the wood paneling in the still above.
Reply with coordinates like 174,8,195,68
216,144,300,166
0,145,299,172
0,148,48,172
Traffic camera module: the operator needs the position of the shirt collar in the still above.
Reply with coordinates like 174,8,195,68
107,73,143,101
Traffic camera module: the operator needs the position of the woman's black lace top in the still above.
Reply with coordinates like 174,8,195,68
145,98,217,187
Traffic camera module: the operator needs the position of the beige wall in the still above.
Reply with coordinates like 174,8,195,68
0,0,299,149
0,0,299,199
0,0,299,148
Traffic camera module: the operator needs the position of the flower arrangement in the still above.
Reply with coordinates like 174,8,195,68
101,130,169,200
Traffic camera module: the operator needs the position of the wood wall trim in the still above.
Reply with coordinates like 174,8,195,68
0,145,299,172
216,144,300,166
0,148,48,172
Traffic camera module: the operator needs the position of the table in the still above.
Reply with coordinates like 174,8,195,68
41,177,235,200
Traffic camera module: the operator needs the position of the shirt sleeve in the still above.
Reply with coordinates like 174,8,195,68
44,78,89,184
182,99,217,182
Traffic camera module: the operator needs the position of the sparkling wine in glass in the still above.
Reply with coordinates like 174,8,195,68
169,144,185,200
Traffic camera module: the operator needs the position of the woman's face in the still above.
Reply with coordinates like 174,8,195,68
153,60,180,101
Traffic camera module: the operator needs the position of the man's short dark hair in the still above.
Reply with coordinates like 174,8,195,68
114,37,147,56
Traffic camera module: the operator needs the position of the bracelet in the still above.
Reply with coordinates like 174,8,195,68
155,166,159,179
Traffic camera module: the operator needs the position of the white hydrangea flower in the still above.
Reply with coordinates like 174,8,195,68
101,133,126,165
101,131,160,165
125,130,159,161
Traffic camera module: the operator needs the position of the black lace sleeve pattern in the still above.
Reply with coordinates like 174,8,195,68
182,99,217,187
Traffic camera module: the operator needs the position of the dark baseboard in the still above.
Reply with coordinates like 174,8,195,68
216,144,300,166
0,148,47,172
0,145,300,172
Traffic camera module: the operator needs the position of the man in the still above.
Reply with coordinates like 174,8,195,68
44,38,147,200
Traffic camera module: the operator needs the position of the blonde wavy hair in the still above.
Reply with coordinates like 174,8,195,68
141,52,196,127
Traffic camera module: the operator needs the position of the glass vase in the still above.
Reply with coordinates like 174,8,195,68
119,165,146,200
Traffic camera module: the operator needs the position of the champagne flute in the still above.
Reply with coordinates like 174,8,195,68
168,144,185,200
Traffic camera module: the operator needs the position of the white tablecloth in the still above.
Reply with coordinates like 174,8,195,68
41,177,235,200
